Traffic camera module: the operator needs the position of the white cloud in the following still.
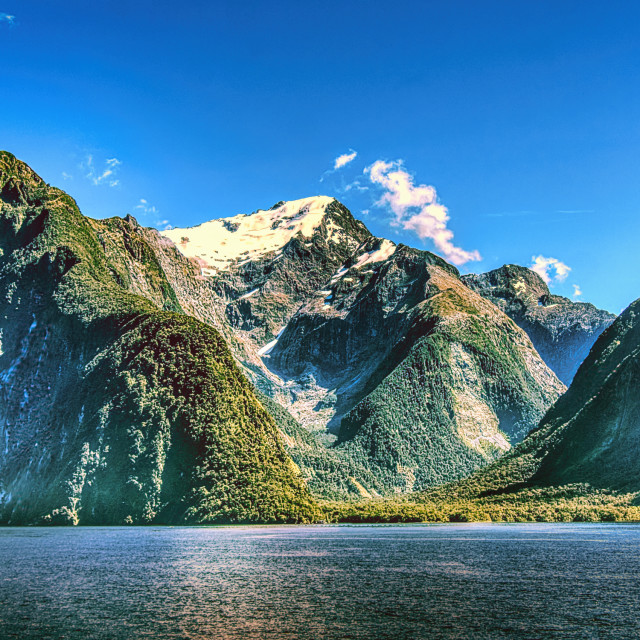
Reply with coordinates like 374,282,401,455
62,172,72,180
365,160,481,266
530,255,571,285
135,199,171,230
572,284,582,299
343,179,368,193
84,155,121,187
334,150,357,170
135,198,157,215
0,13,15,24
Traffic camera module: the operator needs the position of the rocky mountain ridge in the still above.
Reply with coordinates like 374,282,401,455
463,265,615,384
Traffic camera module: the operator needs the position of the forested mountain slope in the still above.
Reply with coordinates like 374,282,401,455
425,297,640,505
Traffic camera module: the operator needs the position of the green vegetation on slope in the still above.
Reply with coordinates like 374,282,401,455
339,298,640,523
256,392,386,500
316,296,640,523
335,286,563,493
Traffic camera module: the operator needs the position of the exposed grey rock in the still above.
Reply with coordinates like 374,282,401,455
462,265,615,384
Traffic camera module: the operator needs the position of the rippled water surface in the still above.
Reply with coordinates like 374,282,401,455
1,523,639,639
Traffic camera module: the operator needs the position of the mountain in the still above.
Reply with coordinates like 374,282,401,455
462,265,615,384
534,297,640,490
162,201,566,495
430,296,640,505
73,197,384,500
0,151,318,525
0,151,584,513
278,242,565,493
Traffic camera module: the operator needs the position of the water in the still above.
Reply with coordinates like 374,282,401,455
0,523,639,639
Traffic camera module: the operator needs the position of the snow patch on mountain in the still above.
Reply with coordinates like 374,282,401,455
328,239,396,285
351,239,396,269
258,327,286,357
238,288,259,300
162,196,336,275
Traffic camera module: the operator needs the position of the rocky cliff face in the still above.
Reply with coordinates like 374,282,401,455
162,196,370,340
0,152,317,525
462,265,615,384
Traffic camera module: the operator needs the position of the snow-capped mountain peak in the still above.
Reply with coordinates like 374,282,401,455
162,196,338,275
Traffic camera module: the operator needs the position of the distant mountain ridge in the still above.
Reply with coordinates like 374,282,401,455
463,265,615,384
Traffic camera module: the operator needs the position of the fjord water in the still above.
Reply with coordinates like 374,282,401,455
1,524,639,639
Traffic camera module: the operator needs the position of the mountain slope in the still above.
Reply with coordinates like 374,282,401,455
533,297,640,490
162,196,370,345
283,245,564,493
255,391,384,499
0,151,317,525
428,297,640,503
463,265,615,384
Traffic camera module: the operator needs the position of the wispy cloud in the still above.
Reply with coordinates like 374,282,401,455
0,12,15,25
334,150,357,170
62,172,73,180
365,159,481,266
321,149,358,182
83,155,121,187
572,284,582,299
530,255,571,285
135,198,158,215
485,210,536,218
135,199,171,230
342,179,368,193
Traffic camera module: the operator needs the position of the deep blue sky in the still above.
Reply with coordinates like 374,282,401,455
1,1,639,313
